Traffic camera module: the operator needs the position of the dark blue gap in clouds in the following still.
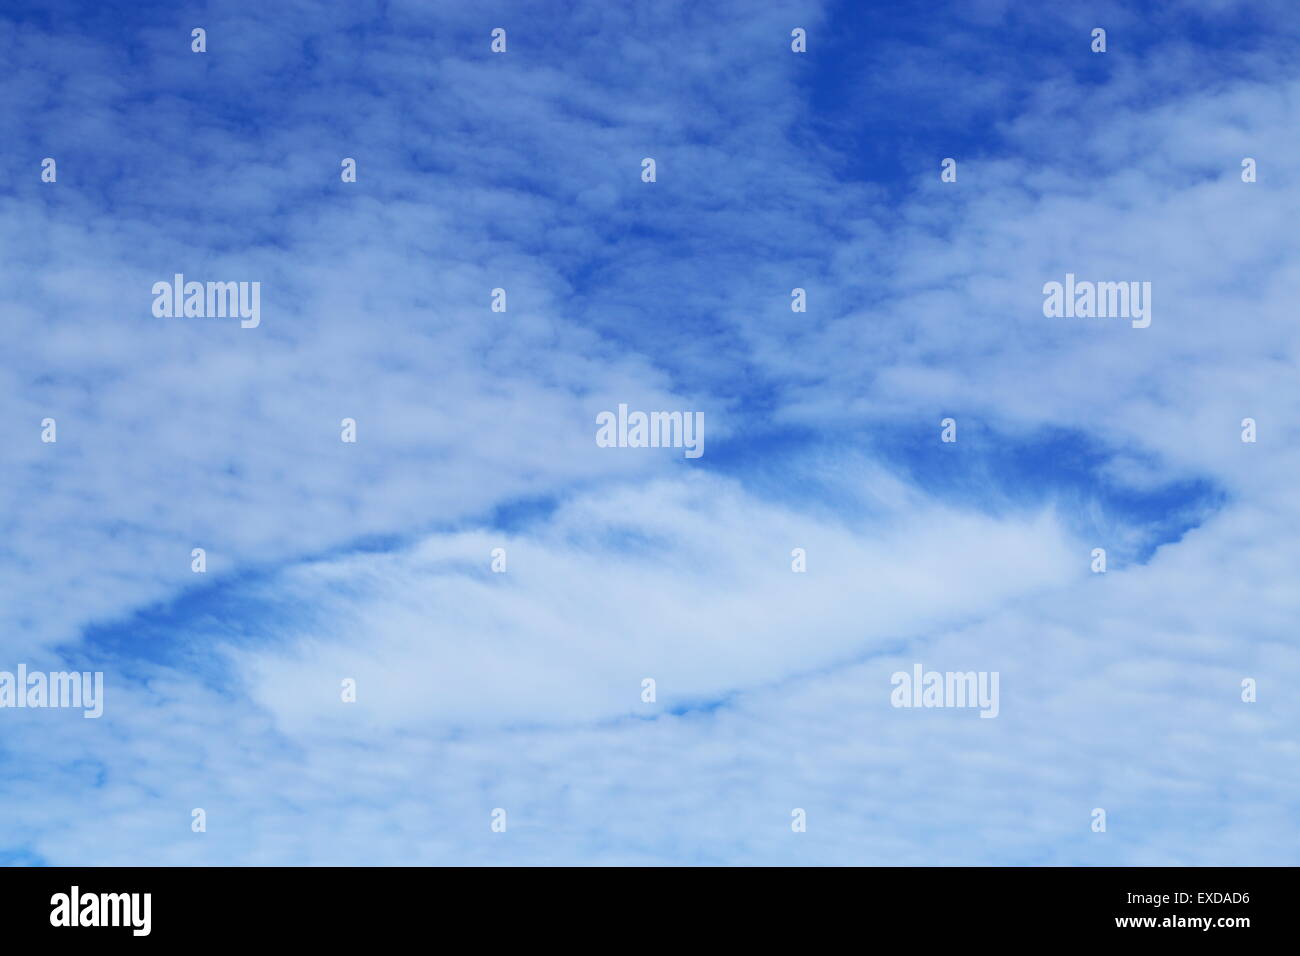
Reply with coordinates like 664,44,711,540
701,418,1224,565
64,529,411,672
804,0,1289,196
67,416,1222,686
532,1,1299,423
61,495,568,678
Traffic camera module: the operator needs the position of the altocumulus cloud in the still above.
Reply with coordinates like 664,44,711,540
0,0,1298,865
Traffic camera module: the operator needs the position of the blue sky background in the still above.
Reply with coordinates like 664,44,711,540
1,0,1298,865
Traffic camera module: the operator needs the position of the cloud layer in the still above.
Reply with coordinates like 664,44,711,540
1,0,1296,865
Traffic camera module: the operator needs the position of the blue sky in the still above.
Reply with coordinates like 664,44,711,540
1,0,1298,865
